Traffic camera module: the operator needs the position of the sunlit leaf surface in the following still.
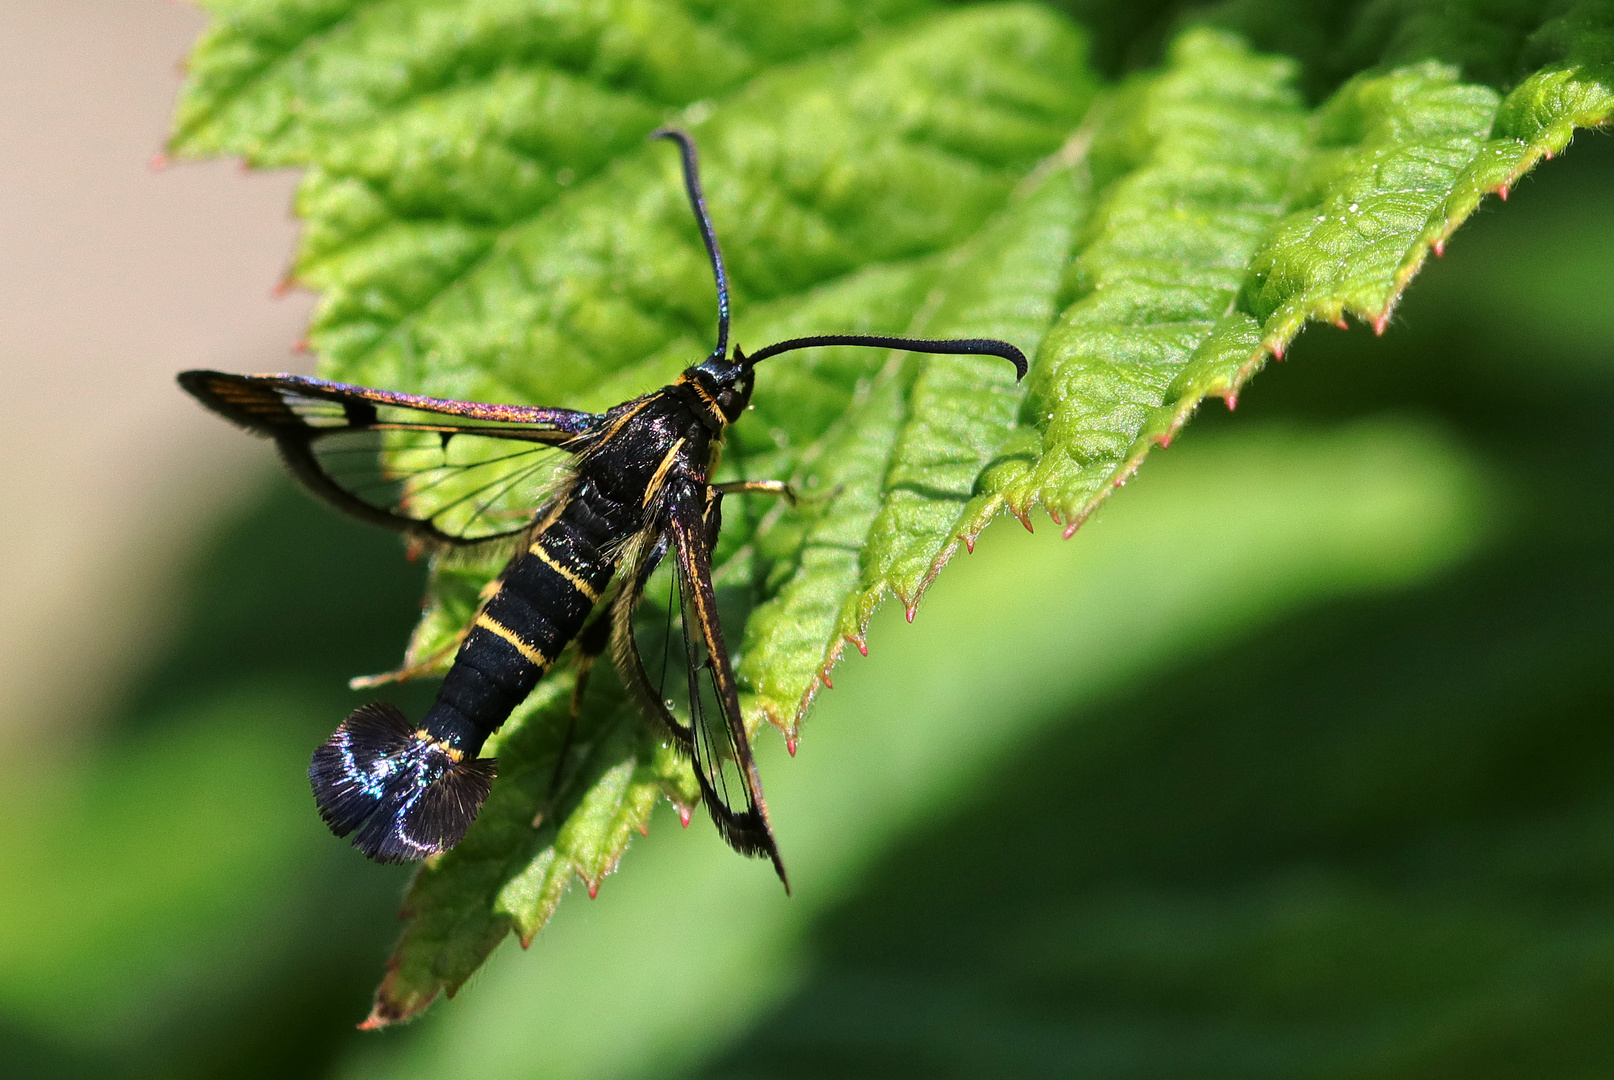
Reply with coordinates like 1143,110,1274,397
171,0,1614,1022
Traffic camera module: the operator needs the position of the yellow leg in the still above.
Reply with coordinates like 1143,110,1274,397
713,479,796,505
348,631,467,689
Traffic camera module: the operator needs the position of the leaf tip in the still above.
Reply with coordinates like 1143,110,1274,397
785,732,798,757
359,998,410,1032
677,803,692,828
1498,182,1510,201
846,633,868,657
587,880,600,900
1372,312,1390,336
147,152,169,174
1433,239,1446,257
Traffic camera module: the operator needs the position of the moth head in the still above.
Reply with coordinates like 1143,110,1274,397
690,349,755,424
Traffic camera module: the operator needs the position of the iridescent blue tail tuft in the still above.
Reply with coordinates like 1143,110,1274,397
309,702,496,863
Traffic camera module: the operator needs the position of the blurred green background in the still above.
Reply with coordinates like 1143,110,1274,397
3,66,1612,1080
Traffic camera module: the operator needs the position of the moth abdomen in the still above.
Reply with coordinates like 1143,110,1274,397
309,702,496,863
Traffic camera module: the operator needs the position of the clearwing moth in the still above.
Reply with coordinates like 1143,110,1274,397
180,129,1027,889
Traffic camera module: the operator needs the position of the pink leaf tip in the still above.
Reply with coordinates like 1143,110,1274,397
1433,240,1445,257
786,733,798,757
1498,183,1510,201
587,881,599,899
1373,313,1390,336
677,805,691,828
147,153,169,173
820,670,834,689
1224,393,1238,411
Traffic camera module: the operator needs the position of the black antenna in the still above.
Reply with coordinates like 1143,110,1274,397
742,334,1029,381
652,128,730,361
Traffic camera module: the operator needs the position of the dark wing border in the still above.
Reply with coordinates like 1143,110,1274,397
607,494,789,890
179,370,601,545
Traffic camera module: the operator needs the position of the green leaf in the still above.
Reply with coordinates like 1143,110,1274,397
172,0,1613,1023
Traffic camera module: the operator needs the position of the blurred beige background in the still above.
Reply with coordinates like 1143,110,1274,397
0,0,314,744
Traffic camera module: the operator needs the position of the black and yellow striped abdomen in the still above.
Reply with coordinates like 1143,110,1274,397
421,479,627,757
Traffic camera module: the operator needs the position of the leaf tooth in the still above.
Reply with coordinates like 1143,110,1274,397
357,1008,391,1032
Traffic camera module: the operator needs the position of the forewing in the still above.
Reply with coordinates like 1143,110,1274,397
665,487,788,887
179,371,600,544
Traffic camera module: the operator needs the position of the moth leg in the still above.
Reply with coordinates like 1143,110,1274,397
703,487,725,547
538,536,671,827
348,632,466,689
533,611,613,827
347,569,507,689
712,479,796,506
569,611,614,715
